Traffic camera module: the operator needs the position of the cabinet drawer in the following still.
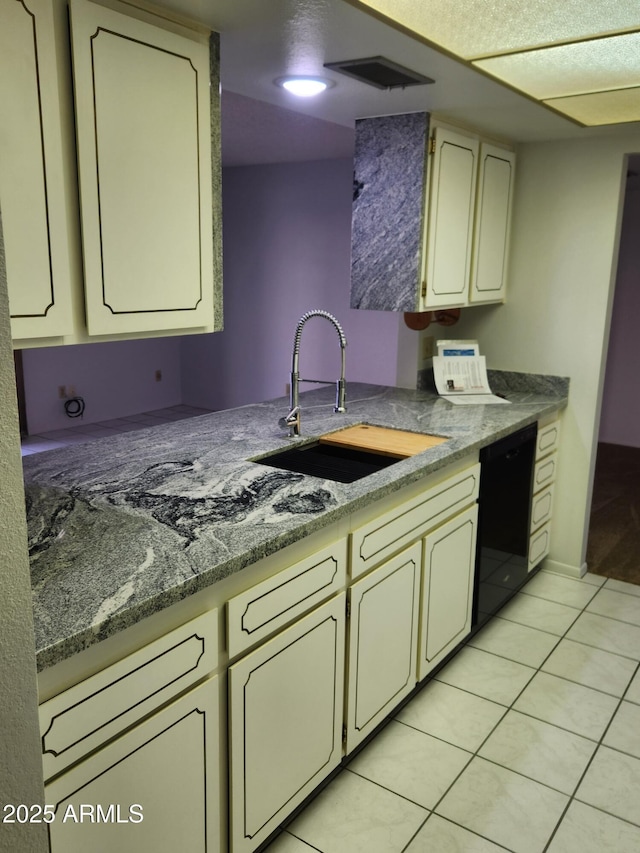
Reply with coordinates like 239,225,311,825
528,522,551,572
530,484,554,533
536,419,560,460
351,463,480,580
40,610,218,780
227,539,347,658
533,453,557,493
46,677,220,853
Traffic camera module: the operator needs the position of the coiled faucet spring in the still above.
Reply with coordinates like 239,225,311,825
281,310,347,436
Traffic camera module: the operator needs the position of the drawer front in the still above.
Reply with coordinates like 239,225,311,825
530,483,555,533
533,452,557,494
351,463,480,580
40,610,218,780
46,677,220,853
528,522,551,572
536,420,560,460
227,539,347,658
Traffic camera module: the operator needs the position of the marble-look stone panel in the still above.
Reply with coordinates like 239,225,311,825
23,380,568,669
351,112,428,312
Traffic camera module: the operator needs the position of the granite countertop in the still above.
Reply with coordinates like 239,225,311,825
23,374,568,671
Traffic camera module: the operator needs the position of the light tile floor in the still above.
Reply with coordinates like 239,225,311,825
266,570,640,853
20,405,212,455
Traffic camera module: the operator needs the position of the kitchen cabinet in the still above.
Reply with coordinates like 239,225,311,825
40,610,221,851
1,0,222,347
422,125,479,309
470,143,516,304
345,542,421,752
418,504,478,680
528,416,561,572
46,677,220,853
228,594,346,853
0,0,75,340
350,114,515,312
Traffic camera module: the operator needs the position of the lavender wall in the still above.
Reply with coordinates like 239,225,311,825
22,337,182,434
21,158,404,434
599,181,640,447
181,158,402,411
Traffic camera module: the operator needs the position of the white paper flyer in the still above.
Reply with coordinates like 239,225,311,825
433,355,510,405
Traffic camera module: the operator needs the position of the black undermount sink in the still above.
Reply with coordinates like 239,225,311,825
253,442,401,483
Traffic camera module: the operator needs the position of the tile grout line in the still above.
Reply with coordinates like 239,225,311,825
542,655,640,851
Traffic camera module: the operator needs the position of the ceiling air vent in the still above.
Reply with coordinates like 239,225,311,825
324,56,434,90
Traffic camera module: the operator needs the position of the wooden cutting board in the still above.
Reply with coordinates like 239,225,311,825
319,424,447,458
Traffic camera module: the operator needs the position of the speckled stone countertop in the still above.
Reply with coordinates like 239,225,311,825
23,377,568,671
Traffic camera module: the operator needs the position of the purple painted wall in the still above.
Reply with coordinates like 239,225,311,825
181,158,401,411
22,337,182,434
21,158,402,434
599,182,640,447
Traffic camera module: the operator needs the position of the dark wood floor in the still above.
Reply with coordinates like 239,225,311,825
586,442,640,585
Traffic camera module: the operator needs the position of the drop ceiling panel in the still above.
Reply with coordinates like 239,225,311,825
474,33,640,99
354,0,640,58
544,86,640,126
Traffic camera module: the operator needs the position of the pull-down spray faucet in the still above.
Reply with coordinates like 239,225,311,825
280,310,347,436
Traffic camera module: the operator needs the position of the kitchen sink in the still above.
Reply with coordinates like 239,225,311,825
253,441,401,483
252,424,448,483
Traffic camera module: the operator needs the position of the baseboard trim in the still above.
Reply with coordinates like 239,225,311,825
542,558,588,579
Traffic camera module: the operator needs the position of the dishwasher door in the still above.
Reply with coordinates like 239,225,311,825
473,424,537,629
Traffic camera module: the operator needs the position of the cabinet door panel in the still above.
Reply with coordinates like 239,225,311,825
419,505,478,680
0,0,74,339
346,543,421,752
46,677,220,853
69,0,214,335
229,595,345,853
40,610,218,780
423,126,478,308
470,144,515,304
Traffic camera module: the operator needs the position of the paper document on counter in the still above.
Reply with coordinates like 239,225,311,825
433,355,510,405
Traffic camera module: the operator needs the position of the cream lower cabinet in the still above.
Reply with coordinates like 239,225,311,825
228,594,346,853
418,505,478,681
345,542,421,752
46,676,219,852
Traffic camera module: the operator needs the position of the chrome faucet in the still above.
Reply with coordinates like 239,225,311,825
280,310,347,436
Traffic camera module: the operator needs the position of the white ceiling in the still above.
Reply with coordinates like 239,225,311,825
152,0,640,165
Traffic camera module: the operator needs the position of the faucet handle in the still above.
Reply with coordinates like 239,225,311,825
279,406,301,436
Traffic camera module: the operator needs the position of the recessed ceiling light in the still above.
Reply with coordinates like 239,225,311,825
275,76,335,97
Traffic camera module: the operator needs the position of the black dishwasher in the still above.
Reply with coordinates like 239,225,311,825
473,423,538,631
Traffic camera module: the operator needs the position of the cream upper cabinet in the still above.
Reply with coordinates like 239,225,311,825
469,143,516,305
2,0,221,347
69,0,215,336
421,125,479,309
350,113,515,313
0,0,75,340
